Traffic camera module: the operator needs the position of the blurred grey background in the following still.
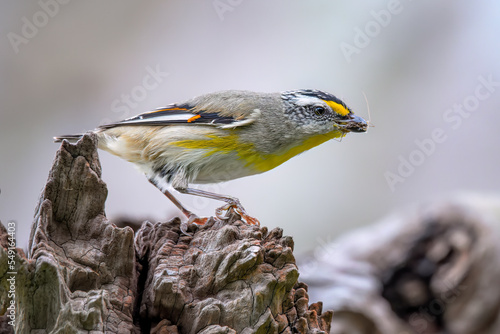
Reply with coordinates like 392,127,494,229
1,0,499,254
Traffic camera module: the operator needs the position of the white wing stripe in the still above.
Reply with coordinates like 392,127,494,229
121,114,194,124
218,108,261,129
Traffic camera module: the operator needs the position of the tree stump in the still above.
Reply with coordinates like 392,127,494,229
0,134,332,334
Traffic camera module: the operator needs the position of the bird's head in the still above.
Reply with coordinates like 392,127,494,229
281,89,368,137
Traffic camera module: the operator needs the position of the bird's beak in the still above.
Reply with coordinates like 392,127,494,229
336,114,368,133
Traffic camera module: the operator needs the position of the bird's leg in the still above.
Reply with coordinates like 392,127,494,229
174,187,260,226
148,179,209,235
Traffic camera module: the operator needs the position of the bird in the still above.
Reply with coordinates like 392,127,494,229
55,89,368,233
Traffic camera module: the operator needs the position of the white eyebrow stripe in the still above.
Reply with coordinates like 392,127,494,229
294,96,322,106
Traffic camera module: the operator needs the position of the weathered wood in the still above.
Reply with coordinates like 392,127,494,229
0,134,332,333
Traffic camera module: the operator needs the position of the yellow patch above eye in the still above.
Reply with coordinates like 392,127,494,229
324,100,350,117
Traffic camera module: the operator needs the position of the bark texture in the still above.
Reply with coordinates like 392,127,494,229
299,202,500,334
0,134,332,333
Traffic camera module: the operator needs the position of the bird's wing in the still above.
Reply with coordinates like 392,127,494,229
99,101,260,130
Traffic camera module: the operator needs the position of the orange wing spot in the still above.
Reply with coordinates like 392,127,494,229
187,114,201,123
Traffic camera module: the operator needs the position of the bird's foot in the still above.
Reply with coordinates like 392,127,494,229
180,214,211,236
215,202,260,226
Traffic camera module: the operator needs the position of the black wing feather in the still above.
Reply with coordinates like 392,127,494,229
99,103,236,130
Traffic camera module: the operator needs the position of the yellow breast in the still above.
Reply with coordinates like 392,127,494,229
171,130,345,173
246,131,345,172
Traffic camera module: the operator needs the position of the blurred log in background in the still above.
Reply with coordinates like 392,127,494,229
299,200,500,334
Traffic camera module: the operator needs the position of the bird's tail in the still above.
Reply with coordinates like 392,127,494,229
53,134,84,143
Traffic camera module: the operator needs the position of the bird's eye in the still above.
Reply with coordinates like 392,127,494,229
314,106,326,116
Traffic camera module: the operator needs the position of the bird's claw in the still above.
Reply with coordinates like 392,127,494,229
181,202,259,236
215,203,260,226
180,214,210,236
